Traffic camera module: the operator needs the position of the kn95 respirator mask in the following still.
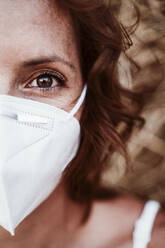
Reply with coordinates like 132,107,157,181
0,84,87,236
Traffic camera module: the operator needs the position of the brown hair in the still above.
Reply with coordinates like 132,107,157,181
59,0,144,203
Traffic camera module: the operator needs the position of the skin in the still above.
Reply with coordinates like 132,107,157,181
0,0,165,247
0,0,83,114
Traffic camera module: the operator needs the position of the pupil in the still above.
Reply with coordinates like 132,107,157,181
37,76,53,88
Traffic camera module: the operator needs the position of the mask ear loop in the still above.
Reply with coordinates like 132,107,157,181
67,84,87,118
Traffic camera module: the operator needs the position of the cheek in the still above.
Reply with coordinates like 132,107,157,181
74,104,84,122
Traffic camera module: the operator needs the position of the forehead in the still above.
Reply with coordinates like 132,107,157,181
0,0,76,64
0,0,69,32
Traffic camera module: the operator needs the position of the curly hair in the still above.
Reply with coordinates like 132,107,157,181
57,0,144,204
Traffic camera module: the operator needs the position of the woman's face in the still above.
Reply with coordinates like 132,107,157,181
0,0,83,118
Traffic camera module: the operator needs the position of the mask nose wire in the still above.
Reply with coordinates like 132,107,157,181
67,84,87,118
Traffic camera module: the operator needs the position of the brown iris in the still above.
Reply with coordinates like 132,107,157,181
37,75,53,88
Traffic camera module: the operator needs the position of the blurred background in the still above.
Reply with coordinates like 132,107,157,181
102,0,165,206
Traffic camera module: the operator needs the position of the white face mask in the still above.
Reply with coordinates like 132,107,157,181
0,85,87,236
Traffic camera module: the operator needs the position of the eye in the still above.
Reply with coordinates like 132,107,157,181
25,71,66,92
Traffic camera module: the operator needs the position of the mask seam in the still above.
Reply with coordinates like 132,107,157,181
6,132,51,162
0,103,54,121
0,104,55,131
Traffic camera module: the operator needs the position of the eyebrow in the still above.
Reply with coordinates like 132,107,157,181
22,55,77,74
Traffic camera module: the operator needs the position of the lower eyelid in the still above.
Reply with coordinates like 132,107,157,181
23,83,62,94
21,88,58,99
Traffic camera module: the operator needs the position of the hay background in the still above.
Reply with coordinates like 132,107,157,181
102,0,165,205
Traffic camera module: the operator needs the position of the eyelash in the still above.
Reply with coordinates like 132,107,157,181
25,70,66,92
